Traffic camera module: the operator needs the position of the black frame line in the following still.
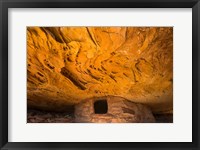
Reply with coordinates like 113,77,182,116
0,0,199,150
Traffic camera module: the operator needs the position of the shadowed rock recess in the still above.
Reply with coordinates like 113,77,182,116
27,27,173,122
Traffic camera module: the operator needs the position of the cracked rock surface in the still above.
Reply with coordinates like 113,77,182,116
27,27,173,114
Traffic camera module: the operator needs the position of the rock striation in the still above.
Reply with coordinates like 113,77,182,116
27,27,173,114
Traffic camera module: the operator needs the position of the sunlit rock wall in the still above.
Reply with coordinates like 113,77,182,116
27,27,173,113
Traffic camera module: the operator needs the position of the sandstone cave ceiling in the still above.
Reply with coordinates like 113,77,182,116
27,27,173,114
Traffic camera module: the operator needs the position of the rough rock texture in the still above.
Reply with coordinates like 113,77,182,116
27,109,74,123
27,27,173,114
27,109,172,123
75,96,155,123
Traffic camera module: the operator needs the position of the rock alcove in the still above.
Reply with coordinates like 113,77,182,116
27,27,173,123
75,96,155,123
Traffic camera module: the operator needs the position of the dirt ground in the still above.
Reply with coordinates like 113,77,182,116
27,109,173,123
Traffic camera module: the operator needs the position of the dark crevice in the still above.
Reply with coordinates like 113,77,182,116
37,72,44,77
87,69,101,81
86,27,98,47
60,67,86,90
109,74,117,82
43,27,64,43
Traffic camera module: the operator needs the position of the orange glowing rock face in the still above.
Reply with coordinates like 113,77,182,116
27,27,173,114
